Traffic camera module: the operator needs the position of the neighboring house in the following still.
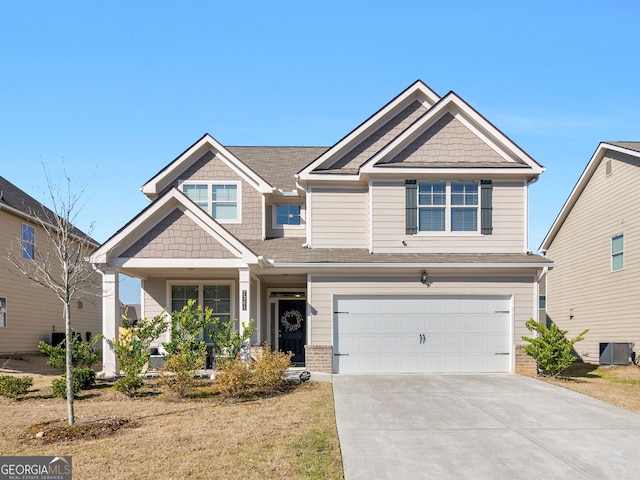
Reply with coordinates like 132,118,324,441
540,142,640,365
90,80,552,376
0,176,102,354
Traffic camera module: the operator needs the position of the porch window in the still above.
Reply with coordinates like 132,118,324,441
612,234,624,271
181,181,240,223
170,283,232,344
417,181,478,232
21,224,35,260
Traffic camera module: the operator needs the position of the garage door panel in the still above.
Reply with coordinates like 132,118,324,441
334,295,511,374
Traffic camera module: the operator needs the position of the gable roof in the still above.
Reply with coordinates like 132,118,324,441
540,142,640,252
141,134,273,199
90,187,258,265
297,80,441,178
0,176,99,247
297,81,543,181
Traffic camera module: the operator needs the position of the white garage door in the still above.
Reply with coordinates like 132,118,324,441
333,296,511,374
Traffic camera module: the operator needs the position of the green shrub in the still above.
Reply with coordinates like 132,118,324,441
38,334,101,371
161,351,203,398
114,376,143,396
208,317,255,361
215,347,292,397
114,313,167,396
522,319,588,377
51,368,96,399
0,375,33,399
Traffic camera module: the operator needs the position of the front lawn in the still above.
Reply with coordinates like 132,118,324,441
537,362,640,413
0,355,344,480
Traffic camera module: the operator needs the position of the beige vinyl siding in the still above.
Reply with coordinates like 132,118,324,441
310,187,368,248
0,210,102,354
371,180,525,253
308,274,535,350
546,151,640,362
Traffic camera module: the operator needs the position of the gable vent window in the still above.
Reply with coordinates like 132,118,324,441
612,234,624,271
605,159,612,176
181,181,241,223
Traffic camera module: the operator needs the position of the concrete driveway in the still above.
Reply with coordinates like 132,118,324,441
333,374,640,479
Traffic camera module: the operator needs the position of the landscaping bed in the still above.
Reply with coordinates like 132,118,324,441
0,355,344,480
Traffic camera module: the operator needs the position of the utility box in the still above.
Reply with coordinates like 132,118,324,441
599,342,633,365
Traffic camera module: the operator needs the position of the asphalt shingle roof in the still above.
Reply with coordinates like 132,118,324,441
243,237,552,265
228,146,328,191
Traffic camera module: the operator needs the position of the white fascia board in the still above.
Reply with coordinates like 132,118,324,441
142,134,272,196
540,142,640,252
90,188,258,264
360,93,543,175
297,81,441,179
111,258,252,269
265,261,555,270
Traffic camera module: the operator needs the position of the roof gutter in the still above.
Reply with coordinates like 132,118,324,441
263,261,556,270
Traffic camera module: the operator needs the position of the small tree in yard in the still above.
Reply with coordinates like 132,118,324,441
113,312,167,396
7,170,99,425
161,300,211,397
208,316,255,364
522,319,588,377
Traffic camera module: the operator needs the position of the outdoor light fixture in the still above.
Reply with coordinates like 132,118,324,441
421,270,429,285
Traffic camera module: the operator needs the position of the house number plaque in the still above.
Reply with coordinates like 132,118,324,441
242,290,247,311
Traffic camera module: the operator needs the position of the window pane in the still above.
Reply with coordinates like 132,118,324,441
451,182,478,206
21,224,34,260
418,208,445,231
183,184,208,202
276,205,301,225
418,182,446,206
612,235,624,254
171,285,198,311
212,184,237,202
451,208,477,231
613,253,624,271
539,296,546,309
212,203,237,220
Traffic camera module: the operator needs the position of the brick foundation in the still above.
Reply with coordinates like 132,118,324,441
304,344,333,373
515,344,538,376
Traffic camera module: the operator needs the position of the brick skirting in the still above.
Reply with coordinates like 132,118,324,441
515,344,537,376
304,344,333,373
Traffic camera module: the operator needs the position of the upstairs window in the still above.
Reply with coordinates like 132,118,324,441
612,234,624,271
274,205,302,228
181,181,241,223
21,224,35,260
417,181,478,232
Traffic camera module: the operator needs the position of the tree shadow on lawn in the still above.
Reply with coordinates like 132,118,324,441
554,361,601,382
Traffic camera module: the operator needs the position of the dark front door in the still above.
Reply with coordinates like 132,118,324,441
278,299,306,365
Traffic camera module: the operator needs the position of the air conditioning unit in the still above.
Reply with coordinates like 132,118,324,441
599,342,633,365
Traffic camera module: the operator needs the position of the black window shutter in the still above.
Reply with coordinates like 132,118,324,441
405,180,417,234
480,180,493,235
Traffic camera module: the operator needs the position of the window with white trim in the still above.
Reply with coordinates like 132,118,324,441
612,234,624,271
21,223,35,260
181,181,241,223
0,297,6,328
417,181,479,232
170,283,232,344
273,204,303,229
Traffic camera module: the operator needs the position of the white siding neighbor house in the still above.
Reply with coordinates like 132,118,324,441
91,80,552,376
541,142,640,365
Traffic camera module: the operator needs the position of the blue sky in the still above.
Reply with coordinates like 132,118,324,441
2,1,639,303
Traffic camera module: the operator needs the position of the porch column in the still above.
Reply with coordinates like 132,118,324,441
100,268,120,377
238,267,251,337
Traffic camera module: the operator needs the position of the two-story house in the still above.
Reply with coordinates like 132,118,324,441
541,142,640,365
91,80,552,376
0,176,102,354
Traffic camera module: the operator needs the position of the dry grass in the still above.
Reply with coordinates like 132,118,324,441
534,362,640,413
0,355,344,480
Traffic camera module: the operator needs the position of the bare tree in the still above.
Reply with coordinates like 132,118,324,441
7,170,99,425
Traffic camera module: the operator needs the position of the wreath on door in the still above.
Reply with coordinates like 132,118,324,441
280,309,304,332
